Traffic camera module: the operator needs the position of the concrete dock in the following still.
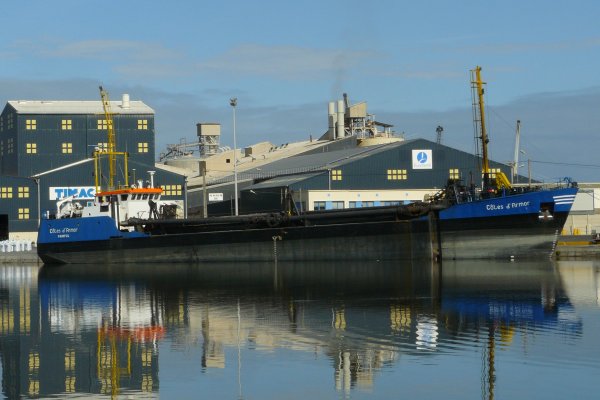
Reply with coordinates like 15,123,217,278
0,250,41,265
555,235,600,258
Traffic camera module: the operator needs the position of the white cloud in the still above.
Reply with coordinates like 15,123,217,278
43,39,181,62
197,44,378,80
453,36,600,55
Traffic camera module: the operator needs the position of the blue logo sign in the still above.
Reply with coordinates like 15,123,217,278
50,186,96,200
412,149,433,169
416,151,428,164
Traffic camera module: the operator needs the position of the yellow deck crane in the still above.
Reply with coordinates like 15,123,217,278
96,86,129,192
470,67,511,191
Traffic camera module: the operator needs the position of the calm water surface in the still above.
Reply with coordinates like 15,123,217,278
0,259,598,399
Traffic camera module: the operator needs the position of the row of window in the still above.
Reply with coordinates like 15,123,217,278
0,186,29,198
329,168,504,181
0,114,14,132
161,185,182,196
0,138,14,154
21,119,150,131
0,202,30,218
313,200,402,210
18,142,150,154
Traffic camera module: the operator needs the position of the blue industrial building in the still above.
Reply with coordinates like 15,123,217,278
0,94,186,240
189,137,520,216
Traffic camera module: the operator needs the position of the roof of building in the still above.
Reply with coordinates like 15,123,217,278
242,139,417,176
249,172,323,189
7,99,154,115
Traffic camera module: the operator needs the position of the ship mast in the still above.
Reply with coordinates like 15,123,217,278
470,66,511,191
471,66,491,187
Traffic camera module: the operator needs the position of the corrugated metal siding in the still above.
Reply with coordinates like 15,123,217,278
11,113,156,176
0,176,38,232
287,139,512,191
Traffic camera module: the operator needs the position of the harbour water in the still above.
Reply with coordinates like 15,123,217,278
0,259,598,399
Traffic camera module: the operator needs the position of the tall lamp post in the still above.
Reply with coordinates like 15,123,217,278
230,97,239,216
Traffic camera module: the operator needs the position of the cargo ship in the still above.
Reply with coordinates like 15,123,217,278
36,71,578,264
36,179,577,264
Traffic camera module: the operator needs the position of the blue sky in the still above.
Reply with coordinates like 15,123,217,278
2,0,600,181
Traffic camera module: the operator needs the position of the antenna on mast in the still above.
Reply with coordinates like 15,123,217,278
513,120,521,184
436,125,444,144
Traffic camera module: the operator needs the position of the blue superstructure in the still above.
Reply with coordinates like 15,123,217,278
439,187,577,220
38,216,147,244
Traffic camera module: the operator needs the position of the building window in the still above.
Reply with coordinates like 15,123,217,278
313,201,326,211
65,376,76,393
331,169,342,181
25,119,37,130
483,168,502,179
138,142,149,153
331,201,344,209
18,208,30,220
62,143,73,154
363,201,375,207
7,138,14,154
0,116,3,132
61,119,72,130
7,114,13,130
387,169,407,180
383,201,401,206
161,184,182,196
449,168,460,180
0,140,3,155
65,349,76,371
97,119,112,130
1,187,13,199
26,143,37,154
96,142,108,152
137,119,148,130
18,187,29,198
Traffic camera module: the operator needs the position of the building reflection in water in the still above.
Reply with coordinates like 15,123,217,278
0,258,594,399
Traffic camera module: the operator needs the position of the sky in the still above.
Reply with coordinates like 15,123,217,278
2,0,600,181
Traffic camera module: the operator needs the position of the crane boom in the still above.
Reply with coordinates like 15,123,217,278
471,67,490,176
470,66,511,190
96,86,128,193
99,86,117,190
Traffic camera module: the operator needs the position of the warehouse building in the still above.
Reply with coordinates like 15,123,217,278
0,95,186,240
189,137,517,216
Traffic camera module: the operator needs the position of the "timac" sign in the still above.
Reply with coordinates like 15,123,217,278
49,187,96,200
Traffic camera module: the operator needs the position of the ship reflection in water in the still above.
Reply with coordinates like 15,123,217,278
0,259,598,399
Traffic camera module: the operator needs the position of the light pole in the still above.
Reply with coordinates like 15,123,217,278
230,97,239,216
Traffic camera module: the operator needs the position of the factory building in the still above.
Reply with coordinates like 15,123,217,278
0,96,155,176
175,94,521,217
0,96,186,240
189,137,516,216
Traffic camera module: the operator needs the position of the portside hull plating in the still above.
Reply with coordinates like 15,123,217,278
38,219,433,264
439,212,568,259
